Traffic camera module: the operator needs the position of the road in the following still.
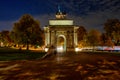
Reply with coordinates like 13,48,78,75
0,52,120,80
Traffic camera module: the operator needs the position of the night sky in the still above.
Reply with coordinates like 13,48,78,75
0,0,120,32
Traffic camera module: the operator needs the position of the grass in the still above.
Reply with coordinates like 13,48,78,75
0,47,46,61
1,47,120,61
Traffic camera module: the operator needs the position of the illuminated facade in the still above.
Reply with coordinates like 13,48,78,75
44,9,79,52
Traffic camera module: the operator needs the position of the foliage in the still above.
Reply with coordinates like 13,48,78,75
78,39,87,48
104,19,119,36
112,31,120,45
77,26,87,42
105,37,114,47
10,14,44,50
104,19,120,45
0,30,12,46
99,33,108,46
85,29,101,49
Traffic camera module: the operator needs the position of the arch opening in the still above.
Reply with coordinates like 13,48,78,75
56,35,66,53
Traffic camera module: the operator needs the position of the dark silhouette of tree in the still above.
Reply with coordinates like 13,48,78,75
77,26,87,42
0,30,12,46
104,19,120,45
11,14,44,50
86,29,101,51
100,33,108,46
105,37,114,47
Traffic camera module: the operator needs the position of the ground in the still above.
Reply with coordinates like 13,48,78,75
0,52,120,80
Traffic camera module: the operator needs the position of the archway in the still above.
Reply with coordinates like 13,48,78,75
56,35,66,53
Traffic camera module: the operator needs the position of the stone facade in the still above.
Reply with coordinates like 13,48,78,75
44,10,79,52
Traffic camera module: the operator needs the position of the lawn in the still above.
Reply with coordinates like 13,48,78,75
1,47,120,61
0,47,46,61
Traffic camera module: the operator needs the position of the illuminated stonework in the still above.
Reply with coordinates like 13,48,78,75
49,20,73,26
44,10,79,52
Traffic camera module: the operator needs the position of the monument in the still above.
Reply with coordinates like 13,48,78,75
44,7,79,52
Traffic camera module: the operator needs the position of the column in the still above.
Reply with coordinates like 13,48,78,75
47,28,50,47
51,31,55,46
45,31,47,46
74,27,78,47
49,31,51,46
72,30,74,47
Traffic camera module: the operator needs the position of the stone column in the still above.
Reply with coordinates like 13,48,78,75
67,31,70,48
49,31,51,46
46,28,50,47
51,31,56,47
74,27,78,47
54,31,57,47
45,31,47,46
72,30,74,48
70,31,73,47
44,27,50,47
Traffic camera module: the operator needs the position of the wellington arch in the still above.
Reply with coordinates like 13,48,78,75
44,9,79,52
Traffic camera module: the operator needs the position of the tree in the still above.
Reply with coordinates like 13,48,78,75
86,29,101,50
0,30,12,46
112,31,120,45
78,39,87,48
77,26,87,42
105,37,114,47
11,14,44,50
99,33,108,46
104,19,120,45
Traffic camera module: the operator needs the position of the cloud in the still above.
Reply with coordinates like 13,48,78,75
34,5,120,32
1,10,120,32
56,0,120,15
18,0,120,32
0,0,120,32
81,11,119,31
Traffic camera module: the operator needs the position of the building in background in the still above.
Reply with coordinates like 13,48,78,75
44,7,79,52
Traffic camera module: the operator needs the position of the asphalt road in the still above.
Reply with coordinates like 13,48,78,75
0,52,120,80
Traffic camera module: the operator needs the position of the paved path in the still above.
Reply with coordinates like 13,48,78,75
0,52,120,80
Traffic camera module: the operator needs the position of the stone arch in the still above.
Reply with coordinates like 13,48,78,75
56,35,66,52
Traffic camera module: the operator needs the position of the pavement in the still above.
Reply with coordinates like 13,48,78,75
0,52,120,80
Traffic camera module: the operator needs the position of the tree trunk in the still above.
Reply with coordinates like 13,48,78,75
26,41,29,50
26,44,29,50
93,44,95,52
